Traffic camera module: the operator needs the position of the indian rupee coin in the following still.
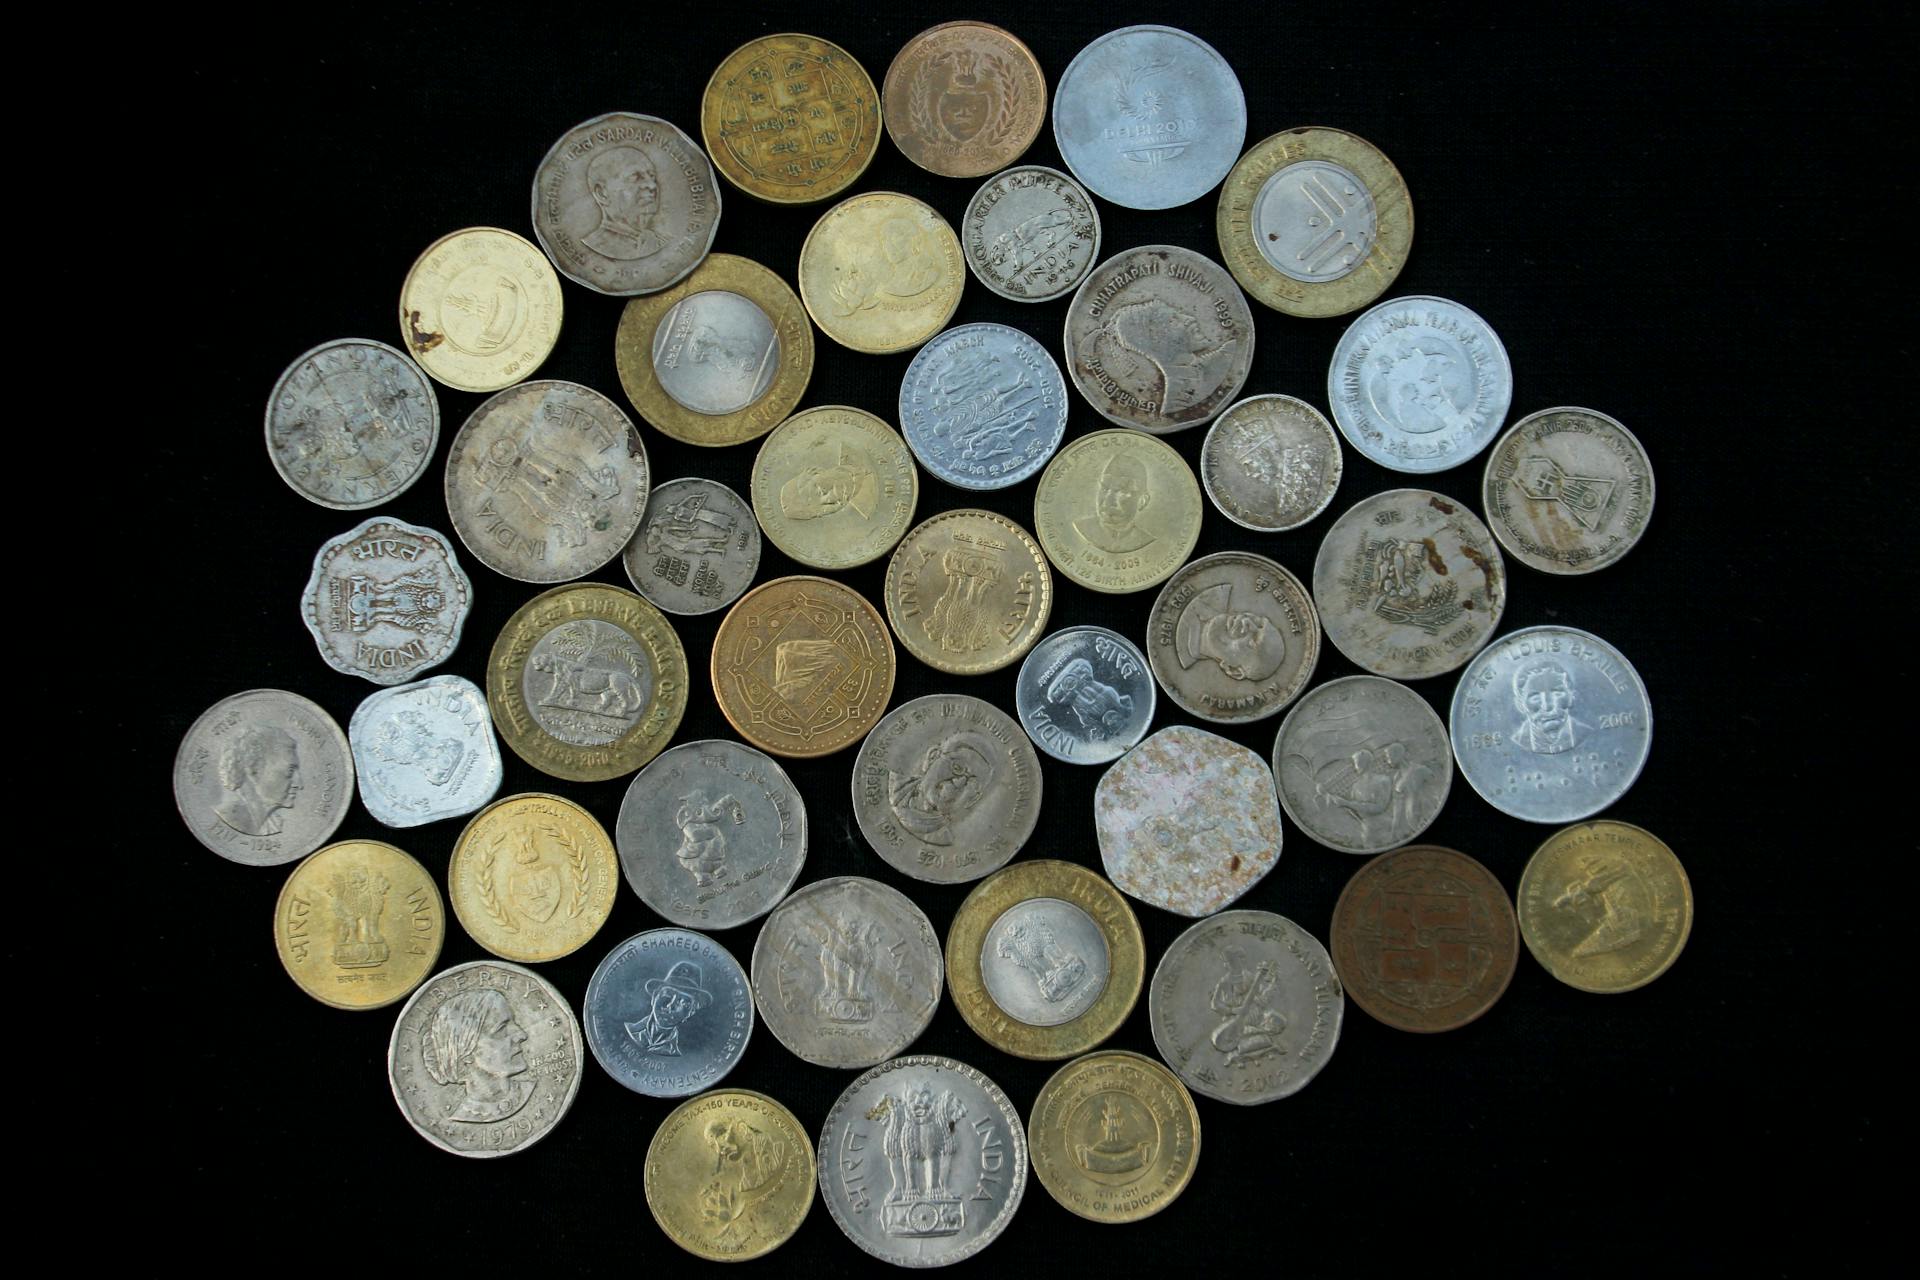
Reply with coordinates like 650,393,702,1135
264,338,438,510
300,516,472,685
1327,295,1512,473
274,839,444,1011
1028,1050,1199,1222
1014,626,1155,765
1518,820,1692,993
622,477,761,616
703,33,881,205
1145,551,1319,724
584,928,754,1098
399,226,562,393
1032,429,1202,593
448,793,619,963
884,22,1046,178
898,322,1067,490
1272,675,1452,854
884,509,1052,675
798,191,964,355
962,165,1101,303
1482,406,1655,575
646,1090,815,1260
1199,394,1343,531
750,405,919,571
348,674,503,828
174,689,353,866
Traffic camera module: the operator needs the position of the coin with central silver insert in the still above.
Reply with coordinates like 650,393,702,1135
1014,626,1155,765
622,477,760,616
349,675,502,828
979,897,1110,1027
584,928,753,1098
898,323,1066,490
1200,395,1344,532
1273,675,1452,854
174,689,354,866
961,165,1101,303
1146,551,1319,724
1327,295,1513,473
300,516,471,686
265,338,438,510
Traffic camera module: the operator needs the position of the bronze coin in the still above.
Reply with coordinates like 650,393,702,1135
882,22,1046,179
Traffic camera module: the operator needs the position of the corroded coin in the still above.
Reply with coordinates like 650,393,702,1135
1032,429,1202,593
751,406,919,570
448,793,619,963
274,839,444,1011
645,1089,815,1261
883,22,1046,179
623,477,761,616
1145,551,1319,724
1014,626,1155,765
1482,406,1656,575
898,322,1068,490
349,674,503,829
798,191,964,354
300,515,472,685
884,509,1052,675
584,928,754,1097
1199,394,1344,532
1327,295,1512,473
1029,1050,1200,1223
265,338,438,510
174,689,353,866
1518,821,1692,993
1273,675,1451,854
963,165,1101,303
399,226,563,393
703,33,881,205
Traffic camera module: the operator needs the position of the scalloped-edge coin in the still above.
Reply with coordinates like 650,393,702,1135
349,675,502,828
264,338,438,510
301,516,472,686
174,688,354,866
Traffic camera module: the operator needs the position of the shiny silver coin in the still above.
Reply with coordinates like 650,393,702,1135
898,323,1067,491
1481,406,1656,575
961,165,1101,303
173,689,354,866
300,516,472,685
1014,626,1155,765
264,338,438,510
1327,295,1513,473
622,476,760,615
649,289,778,414
1146,551,1319,725
979,896,1110,1027
1272,675,1451,854
349,675,503,829
1254,160,1378,284
583,928,753,1097
1200,394,1343,532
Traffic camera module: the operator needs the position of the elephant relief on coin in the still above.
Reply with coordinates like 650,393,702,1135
585,928,754,1098
1015,626,1156,765
962,166,1101,303
264,338,438,510
349,675,503,828
301,516,472,685
174,689,354,866
1481,407,1655,575
1273,675,1452,854
1145,550,1319,725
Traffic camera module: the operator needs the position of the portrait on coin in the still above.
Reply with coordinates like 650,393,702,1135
583,144,666,261
1510,659,1587,755
778,443,877,521
1086,297,1230,414
1174,582,1286,682
625,960,713,1056
1073,452,1157,553
887,733,995,846
421,987,534,1124
214,722,303,837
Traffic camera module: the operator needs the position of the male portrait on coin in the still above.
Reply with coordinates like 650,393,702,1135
627,960,714,1056
583,144,667,261
888,733,995,846
421,987,534,1124
1510,659,1588,755
1175,582,1287,682
215,723,302,838
1073,453,1157,553
1085,297,1230,414
1046,658,1134,741
779,444,877,522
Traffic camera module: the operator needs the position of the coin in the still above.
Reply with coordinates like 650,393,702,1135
947,859,1144,1060
348,674,503,828
798,191,964,354
264,338,438,510
1273,675,1451,854
387,959,583,1158
1327,295,1512,473
174,689,353,866
1199,394,1344,531
962,165,1101,303
1313,488,1507,680
1148,910,1343,1105
1449,625,1652,823
616,739,806,930
444,379,649,584
884,509,1053,674
487,583,689,782
1052,25,1246,210
711,576,895,760
898,322,1067,490
1216,127,1413,318
1032,429,1202,593
1330,845,1518,1033
399,226,563,393
750,876,943,1069
299,515,472,685
274,839,444,1010
449,793,619,963
623,477,761,616
645,1089,815,1260
750,406,919,570
1095,725,1283,918
1518,821,1692,993
1014,626,1155,765
852,694,1042,884
1482,406,1656,575
703,33,881,205
883,22,1046,178
1145,551,1319,724
584,928,754,1097
530,111,720,296
1028,1050,1199,1223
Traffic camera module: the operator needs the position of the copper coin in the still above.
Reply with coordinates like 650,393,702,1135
882,22,1046,179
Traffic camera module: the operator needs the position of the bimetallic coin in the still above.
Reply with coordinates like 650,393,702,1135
646,1090,815,1261
1145,551,1319,724
1029,1050,1199,1222
264,338,438,510
584,928,754,1098
300,516,472,685
883,22,1046,178
274,840,444,1010
348,675,503,828
1273,675,1452,855
449,793,619,963
1482,406,1656,575
751,406,919,571
1033,429,1202,593
899,323,1067,490
1328,295,1513,473
174,689,352,866
1518,821,1692,993
623,477,761,616
963,165,1101,303
884,509,1053,675
399,227,563,393
798,192,965,355
1014,626,1155,765
1200,395,1344,532
703,33,881,205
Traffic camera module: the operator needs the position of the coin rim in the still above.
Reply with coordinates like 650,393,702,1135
1028,1048,1201,1221
797,190,964,355
174,688,354,865
1198,393,1346,532
701,32,881,205
274,839,445,1011
897,321,1069,489
398,225,563,393
1032,428,1203,593
1144,549,1321,724
1270,674,1453,854
961,164,1103,303
644,1087,816,1259
1480,405,1657,576
883,508,1054,674
263,337,440,510
882,21,1047,179
448,791,618,962
1517,819,1693,993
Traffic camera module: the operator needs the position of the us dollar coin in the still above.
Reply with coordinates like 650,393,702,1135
884,22,1046,178
646,1090,815,1260
898,322,1067,490
750,405,919,571
1032,429,1202,593
274,839,444,1010
1272,675,1452,854
798,191,964,355
622,477,761,616
1015,626,1155,765
962,165,1101,303
1029,1050,1199,1223
703,33,881,205
884,509,1052,675
584,928,754,1098
1482,406,1655,575
448,793,619,963
264,338,438,510
300,515,472,685
174,689,353,866
1145,550,1319,724
1327,295,1512,472
348,674,502,828
1518,821,1692,993
399,226,562,393
1199,394,1344,532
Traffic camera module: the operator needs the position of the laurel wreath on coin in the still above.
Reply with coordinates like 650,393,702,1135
472,821,590,931
475,832,518,933
906,50,1025,152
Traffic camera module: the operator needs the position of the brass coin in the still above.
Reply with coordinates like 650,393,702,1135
448,793,619,963
486,583,689,783
1518,821,1693,993
645,1088,815,1261
702,33,880,205
883,22,1046,179
797,191,964,354
273,839,444,1011
884,508,1053,675
1029,1050,1200,1224
750,405,919,570
710,575,896,759
398,226,564,392
1033,429,1202,593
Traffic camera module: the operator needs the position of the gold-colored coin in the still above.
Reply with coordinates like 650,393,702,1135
644,1089,815,1261
884,507,1052,675
1033,429,1202,593
487,583,688,783
883,22,1046,178
398,226,564,392
1216,127,1413,319
711,575,896,759
702,33,880,205
448,793,619,963
797,191,964,354
750,405,919,570
1518,820,1694,994
273,840,444,1011
1029,1050,1200,1224
613,253,813,448
946,859,1145,1060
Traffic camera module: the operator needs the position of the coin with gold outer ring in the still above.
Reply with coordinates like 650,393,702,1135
751,405,919,570
448,793,619,963
798,191,964,354
1033,429,1202,594
273,840,445,1011
702,33,880,205
884,508,1053,675
644,1088,815,1261
1029,1050,1200,1224
1519,820,1693,993
398,226,563,392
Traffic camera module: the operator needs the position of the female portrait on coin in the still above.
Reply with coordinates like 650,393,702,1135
701,33,880,205
798,192,964,355
301,517,472,686
399,227,563,394
884,22,1046,178
265,338,439,510
175,690,354,866
1147,552,1319,725
421,986,534,1123
1482,407,1656,575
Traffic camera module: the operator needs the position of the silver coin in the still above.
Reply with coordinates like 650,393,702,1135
649,289,778,414
1327,295,1513,473
1449,625,1652,823
622,476,760,615
300,516,472,685
264,338,438,510
173,689,354,866
530,111,720,297
1148,910,1343,1105
898,323,1067,490
1145,551,1319,725
583,928,754,1098
1063,244,1254,434
978,896,1110,1027
349,675,504,829
1272,675,1451,854
388,959,583,1158
444,379,649,583
616,739,806,929
1051,25,1246,211
961,165,1101,303
817,1054,1027,1267
750,877,943,1070
1481,406,1656,575
1014,626,1153,765
852,695,1042,884
1312,488,1508,680
1200,394,1344,532
1254,160,1378,284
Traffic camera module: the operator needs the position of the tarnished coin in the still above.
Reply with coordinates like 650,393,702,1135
899,323,1068,490
617,739,806,930
530,111,720,296
751,876,943,1069
274,839,444,1011
1095,725,1283,918
265,338,438,510
1032,429,1202,593
798,192,965,355
399,227,563,393
751,406,919,571
883,22,1046,178
388,960,582,1158
1450,625,1652,823
300,516,472,685
1273,675,1452,855
584,928,754,1097
1330,845,1518,1033
1145,551,1319,725
449,793,619,963
1518,821,1692,994
1052,25,1247,211
711,576,896,759
487,583,689,782
174,689,353,866
1482,406,1656,575
1029,1050,1199,1222
349,674,503,828
646,1089,815,1261
1327,295,1512,473
1313,489,1507,681
1015,626,1155,765
884,509,1053,675
1148,910,1343,1105
1200,395,1343,531
703,33,881,205
963,165,1101,303
852,694,1042,884
444,379,649,584
623,477,761,616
